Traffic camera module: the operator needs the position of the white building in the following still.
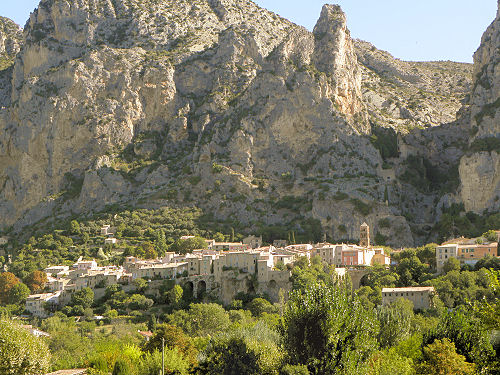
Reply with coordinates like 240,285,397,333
73,259,98,271
25,292,61,318
436,244,459,272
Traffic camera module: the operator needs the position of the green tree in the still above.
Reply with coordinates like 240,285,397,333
482,230,498,242
105,283,122,299
396,255,426,285
416,338,475,375
139,243,158,260
366,349,414,375
8,282,31,305
472,269,500,330
423,308,495,371
282,364,311,375
133,278,149,292
0,319,51,374
193,337,260,375
279,282,379,374
442,257,460,274
69,220,81,235
213,232,225,242
144,324,198,365
154,229,168,255
171,237,207,254
166,303,231,337
81,231,90,244
125,294,154,311
138,349,190,375
247,298,277,317
377,298,414,348
167,284,183,306
71,287,94,308
112,359,131,375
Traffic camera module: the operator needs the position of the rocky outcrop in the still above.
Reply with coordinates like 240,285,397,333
0,1,391,239
469,1,500,139
458,0,500,213
355,40,472,132
3,0,499,246
0,17,21,60
0,17,22,107
459,151,500,212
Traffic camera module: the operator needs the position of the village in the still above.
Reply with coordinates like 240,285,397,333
24,223,500,318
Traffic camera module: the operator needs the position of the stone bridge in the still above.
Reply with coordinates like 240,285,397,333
346,268,371,290
179,275,218,299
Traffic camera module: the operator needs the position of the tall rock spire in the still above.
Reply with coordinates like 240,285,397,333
312,5,368,133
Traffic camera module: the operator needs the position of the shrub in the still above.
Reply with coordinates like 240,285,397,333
350,198,372,216
212,163,223,173
468,137,500,154
0,319,51,374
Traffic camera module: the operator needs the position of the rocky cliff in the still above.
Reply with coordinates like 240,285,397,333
0,0,497,247
0,16,21,63
458,1,500,214
0,17,23,105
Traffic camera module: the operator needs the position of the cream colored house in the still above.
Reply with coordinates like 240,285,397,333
382,287,435,310
131,263,188,280
26,292,61,317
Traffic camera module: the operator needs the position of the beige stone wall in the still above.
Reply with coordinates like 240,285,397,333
382,291,433,310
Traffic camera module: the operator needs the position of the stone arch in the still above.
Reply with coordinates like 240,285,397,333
197,280,207,299
183,281,194,300
269,279,277,290
247,276,257,294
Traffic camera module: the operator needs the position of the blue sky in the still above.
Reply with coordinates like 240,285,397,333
1,0,497,63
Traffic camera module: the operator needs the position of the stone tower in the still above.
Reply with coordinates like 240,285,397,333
360,222,370,248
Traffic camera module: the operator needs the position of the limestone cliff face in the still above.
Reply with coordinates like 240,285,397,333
469,1,500,139
459,1,500,213
0,17,22,107
0,0,453,247
355,39,472,133
0,17,21,60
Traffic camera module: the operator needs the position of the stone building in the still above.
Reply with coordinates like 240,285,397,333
436,241,499,272
360,222,370,248
25,292,61,318
382,286,436,310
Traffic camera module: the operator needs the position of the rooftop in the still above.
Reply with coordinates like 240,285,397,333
382,287,435,293
46,370,87,375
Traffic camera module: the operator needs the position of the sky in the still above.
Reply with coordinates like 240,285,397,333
1,0,497,63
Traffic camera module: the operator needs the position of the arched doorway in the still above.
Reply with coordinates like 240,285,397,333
197,280,207,299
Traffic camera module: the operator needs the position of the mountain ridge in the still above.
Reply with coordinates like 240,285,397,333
0,1,498,247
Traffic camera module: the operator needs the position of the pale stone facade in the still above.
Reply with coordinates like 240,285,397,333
25,292,60,318
382,287,435,310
